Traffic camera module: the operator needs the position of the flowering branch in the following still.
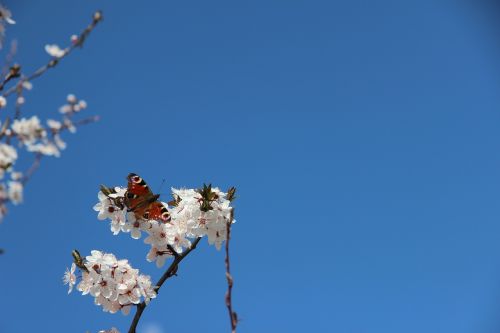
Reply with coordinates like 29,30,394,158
128,237,202,333
225,208,238,333
2,11,103,97
65,176,237,333
0,8,102,224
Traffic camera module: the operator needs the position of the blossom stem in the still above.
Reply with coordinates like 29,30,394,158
127,237,202,333
225,208,238,333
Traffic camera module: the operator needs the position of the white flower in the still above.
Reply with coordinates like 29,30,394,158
123,212,151,239
86,250,117,267
0,143,17,168
144,222,169,247
63,263,77,294
22,81,32,90
47,119,62,131
93,190,128,235
7,181,22,204
59,104,72,114
165,221,191,253
67,94,77,104
45,44,65,58
79,100,87,109
146,246,173,268
0,96,6,108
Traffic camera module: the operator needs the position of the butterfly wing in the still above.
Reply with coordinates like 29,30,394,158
144,201,171,223
125,173,170,222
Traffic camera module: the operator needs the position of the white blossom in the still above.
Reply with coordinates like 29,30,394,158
170,187,234,250
11,116,46,145
22,81,33,90
47,119,62,130
0,143,17,169
63,263,77,294
93,189,128,235
67,250,156,314
7,181,22,204
59,104,72,114
45,44,65,58
0,96,6,108
67,94,77,104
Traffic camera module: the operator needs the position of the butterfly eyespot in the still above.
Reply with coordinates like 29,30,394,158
143,212,149,219
132,176,141,183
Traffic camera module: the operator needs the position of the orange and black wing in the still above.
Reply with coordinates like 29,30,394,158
125,173,170,222
144,201,171,223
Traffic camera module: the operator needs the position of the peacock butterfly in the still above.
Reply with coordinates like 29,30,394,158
124,173,171,223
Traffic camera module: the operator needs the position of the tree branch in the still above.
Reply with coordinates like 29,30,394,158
225,208,238,333
2,10,103,97
128,237,202,333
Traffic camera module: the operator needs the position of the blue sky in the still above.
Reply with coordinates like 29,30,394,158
2,1,500,332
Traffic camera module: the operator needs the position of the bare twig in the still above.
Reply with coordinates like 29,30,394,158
2,10,103,97
1,40,18,78
225,208,238,333
21,152,42,185
128,237,202,333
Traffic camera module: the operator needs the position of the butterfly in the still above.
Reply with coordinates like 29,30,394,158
124,173,171,223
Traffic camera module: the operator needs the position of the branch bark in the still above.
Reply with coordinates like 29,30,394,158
225,208,238,333
128,237,202,333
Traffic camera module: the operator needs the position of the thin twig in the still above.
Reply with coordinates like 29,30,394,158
225,208,238,333
21,153,42,185
1,40,18,78
128,237,202,333
2,11,103,97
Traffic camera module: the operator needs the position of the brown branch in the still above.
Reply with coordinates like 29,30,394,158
2,11,103,98
128,237,202,333
0,64,20,92
225,208,238,333
21,152,42,185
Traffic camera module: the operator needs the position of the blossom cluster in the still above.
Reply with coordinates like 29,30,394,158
63,250,156,314
93,182,235,267
0,93,91,221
